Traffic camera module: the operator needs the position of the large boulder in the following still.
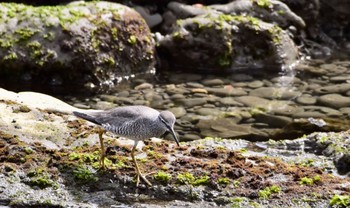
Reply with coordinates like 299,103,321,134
158,1,302,72
0,1,155,90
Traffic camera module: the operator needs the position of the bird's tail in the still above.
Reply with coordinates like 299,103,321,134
73,111,100,125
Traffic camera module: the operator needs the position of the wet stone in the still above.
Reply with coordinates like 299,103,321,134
94,101,116,110
134,83,153,90
169,107,187,118
329,75,350,82
234,96,270,108
195,108,222,116
217,97,244,107
201,78,224,86
249,87,300,100
170,94,186,100
186,82,204,88
99,94,117,103
296,95,317,105
317,94,350,109
178,98,207,108
315,83,350,94
247,80,264,88
113,97,134,105
206,87,247,97
253,113,292,128
115,91,130,97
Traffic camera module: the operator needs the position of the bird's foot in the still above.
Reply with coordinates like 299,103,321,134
135,172,152,187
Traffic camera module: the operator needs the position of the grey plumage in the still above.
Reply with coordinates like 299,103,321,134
73,105,178,144
73,105,179,187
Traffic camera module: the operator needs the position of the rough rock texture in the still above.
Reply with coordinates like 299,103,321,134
0,1,155,90
1,88,350,207
158,1,301,72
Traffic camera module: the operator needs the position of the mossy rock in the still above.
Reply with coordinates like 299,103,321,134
0,1,155,91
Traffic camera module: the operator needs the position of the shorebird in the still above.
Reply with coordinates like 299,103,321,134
73,105,179,186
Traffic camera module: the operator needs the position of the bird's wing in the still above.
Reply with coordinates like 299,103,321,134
83,106,158,127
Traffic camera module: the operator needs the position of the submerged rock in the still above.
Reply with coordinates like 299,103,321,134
0,1,155,90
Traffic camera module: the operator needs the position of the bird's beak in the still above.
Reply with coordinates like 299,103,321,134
165,124,179,146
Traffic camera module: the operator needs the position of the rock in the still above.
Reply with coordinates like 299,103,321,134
169,107,187,118
296,95,317,105
195,108,222,116
249,87,300,100
178,98,207,108
217,97,244,107
315,84,350,94
206,87,247,97
247,80,264,88
159,1,300,72
201,78,225,86
317,94,350,109
134,83,154,90
253,113,292,128
196,118,265,139
0,1,155,90
234,96,270,108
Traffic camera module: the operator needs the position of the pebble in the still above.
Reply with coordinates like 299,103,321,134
315,83,350,94
317,94,350,109
249,87,299,100
134,83,153,90
169,107,187,118
296,95,317,105
206,87,247,97
201,78,224,86
178,98,207,108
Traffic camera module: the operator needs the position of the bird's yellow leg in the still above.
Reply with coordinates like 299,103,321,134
131,141,152,187
98,128,106,170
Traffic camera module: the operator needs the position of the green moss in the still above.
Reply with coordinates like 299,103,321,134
73,167,98,183
217,177,230,185
2,52,18,61
330,195,350,207
43,32,55,41
0,39,13,49
103,56,115,66
27,168,57,189
258,185,281,199
15,28,37,41
252,0,272,8
147,150,162,158
111,28,118,39
267,25,282,44
177,172,210,186
127,35,137,45
153,171,172,184
177,172,196,184
299,175,321,186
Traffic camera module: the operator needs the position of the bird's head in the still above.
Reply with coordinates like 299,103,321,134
159,110,179,146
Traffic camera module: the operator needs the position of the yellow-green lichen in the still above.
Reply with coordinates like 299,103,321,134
177,172,210,186
2,52,18,61
258,185,281,199
330,195,350,207
73,166,98,183
127,35,137,45
299,175,321,186
217,177,230,185
252,0,272,8
153,171,172,184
